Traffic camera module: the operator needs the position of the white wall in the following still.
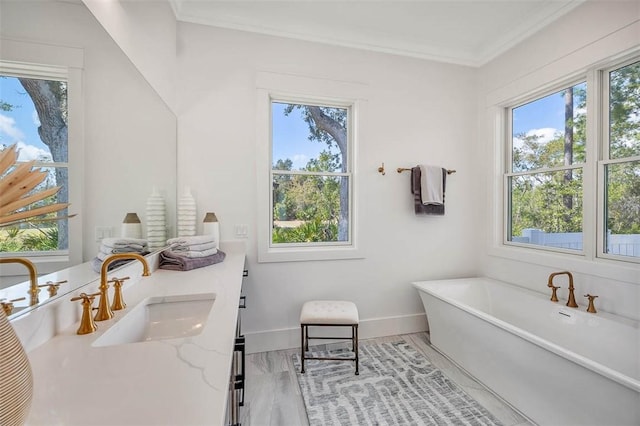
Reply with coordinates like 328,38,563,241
477,1,640,320
81,0,177,112
0,0,177,264
175,24,481,352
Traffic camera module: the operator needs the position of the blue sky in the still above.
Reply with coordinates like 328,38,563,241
0,76,51,162
512,82,586,141
272,102,341,170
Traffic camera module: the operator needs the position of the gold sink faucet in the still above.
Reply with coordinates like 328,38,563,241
548,271,578,308
0,257,39,305
95,253,150,321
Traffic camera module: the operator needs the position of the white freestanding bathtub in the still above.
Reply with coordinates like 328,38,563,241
412,277,640,426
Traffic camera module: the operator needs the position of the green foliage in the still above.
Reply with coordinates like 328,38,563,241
609,61,640,158
5,227,21,238
272,220,338,243
511,171,583,236
0,226,59,252
606,162,640,234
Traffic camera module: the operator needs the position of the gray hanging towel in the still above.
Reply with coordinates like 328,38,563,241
411,166,446,215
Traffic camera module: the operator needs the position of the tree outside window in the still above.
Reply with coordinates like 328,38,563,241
271,101,351,245
0,75,69,254
604,60,640,257
508,82,587,250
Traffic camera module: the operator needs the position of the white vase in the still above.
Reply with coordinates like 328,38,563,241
177,187,197,237
0,309,33,426
121,212,142,239
145,187,166,250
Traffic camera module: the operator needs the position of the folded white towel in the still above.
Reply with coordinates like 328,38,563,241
97,248,148,261
166,235,217,246
168,247,218,258
170,241,217,253
419,165,443,205
101,237,148,248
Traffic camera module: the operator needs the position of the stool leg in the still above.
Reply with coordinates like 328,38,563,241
300,325,305,374
304,325,309,351
354,325,359,375
351,326,355,352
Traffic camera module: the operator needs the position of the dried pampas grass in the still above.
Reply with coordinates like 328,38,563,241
0,144,72,228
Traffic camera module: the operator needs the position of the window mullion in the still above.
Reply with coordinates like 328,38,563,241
584,68,600,261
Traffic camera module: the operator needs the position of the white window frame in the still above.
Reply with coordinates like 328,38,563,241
0,39,84,276
597,57,640,263
498,54,640,267
256,71,365,263
503,77,588,256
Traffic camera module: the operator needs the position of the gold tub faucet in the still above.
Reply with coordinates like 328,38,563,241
0,257,39,305
548,271,578,308
95,253,150,321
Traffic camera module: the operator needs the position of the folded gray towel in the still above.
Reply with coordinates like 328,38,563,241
159,249,226,271
412,166,446,215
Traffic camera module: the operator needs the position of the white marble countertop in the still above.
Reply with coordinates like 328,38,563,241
25,241,246,425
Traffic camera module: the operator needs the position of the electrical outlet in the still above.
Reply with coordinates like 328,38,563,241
234,224,248,239
95,226,113,242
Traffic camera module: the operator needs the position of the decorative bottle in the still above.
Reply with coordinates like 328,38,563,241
145,187,166,250
177,187,197,237
202,212,220,249
121,213,142,239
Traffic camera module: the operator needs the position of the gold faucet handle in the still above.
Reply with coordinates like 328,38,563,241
549,285,560,302
38,280,67,297
108,276,130,284
70,293,96,303
70,293,98,335
584,294,598,314
0,297,27,316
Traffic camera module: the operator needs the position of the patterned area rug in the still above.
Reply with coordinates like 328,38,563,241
293,340,503,426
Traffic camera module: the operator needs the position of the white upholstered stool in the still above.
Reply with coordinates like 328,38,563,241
299,300,359,375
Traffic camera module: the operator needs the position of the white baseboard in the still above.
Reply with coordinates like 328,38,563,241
244,313,428,354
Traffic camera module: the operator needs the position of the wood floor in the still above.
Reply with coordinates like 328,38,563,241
240,332,533,426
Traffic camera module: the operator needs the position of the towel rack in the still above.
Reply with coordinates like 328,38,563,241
397,167,456,175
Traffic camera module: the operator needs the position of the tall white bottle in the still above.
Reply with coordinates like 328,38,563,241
177,186,197,237
145,187,166,250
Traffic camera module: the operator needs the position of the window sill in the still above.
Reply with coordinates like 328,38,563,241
258,244,364,263
487,244,639,284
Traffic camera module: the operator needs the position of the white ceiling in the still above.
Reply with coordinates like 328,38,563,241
168,0,585,67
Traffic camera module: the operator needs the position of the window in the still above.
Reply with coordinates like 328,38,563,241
255,71,364,263
504,56,640,262
603,60,640,258
507,82,587,252
270,99,352,246
1,72,69,255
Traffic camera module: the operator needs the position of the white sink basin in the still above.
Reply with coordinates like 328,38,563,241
92,293,216,347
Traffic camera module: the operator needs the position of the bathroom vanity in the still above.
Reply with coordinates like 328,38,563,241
17,241,246,425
